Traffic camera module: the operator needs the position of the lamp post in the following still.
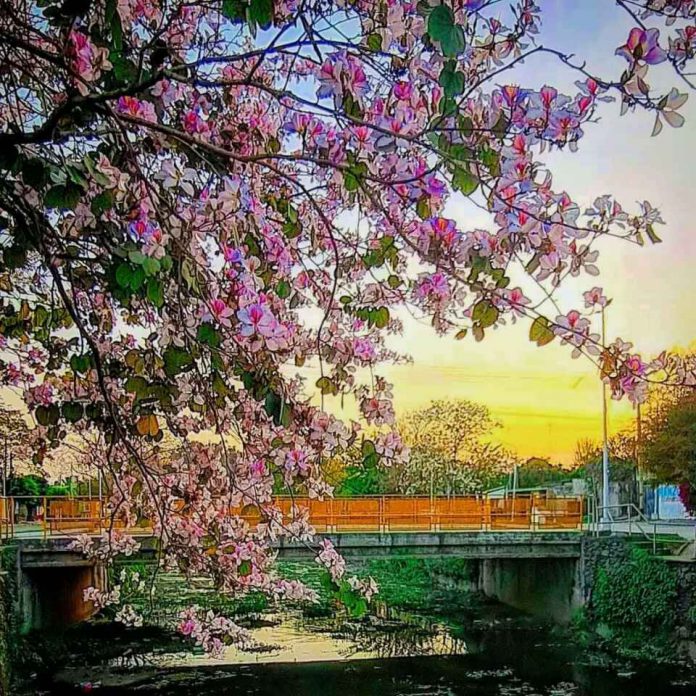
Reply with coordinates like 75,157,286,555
600,304,611,525
2,435,6,497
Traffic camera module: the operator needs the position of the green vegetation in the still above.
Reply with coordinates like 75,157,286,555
0,546,19,696
362,558,476,611
577,547,679,662
642,390,696,512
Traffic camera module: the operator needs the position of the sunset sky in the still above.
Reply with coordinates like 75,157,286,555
380,2,696,464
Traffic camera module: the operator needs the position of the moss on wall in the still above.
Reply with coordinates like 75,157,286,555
0,546,20,695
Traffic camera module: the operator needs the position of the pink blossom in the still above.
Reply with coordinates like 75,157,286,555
237,303,277,337
178,618,197,636
353,337,376,363
202,299,235,327
426,217,460,246
616,27,667,65
583,287,608,308
116,96,157,122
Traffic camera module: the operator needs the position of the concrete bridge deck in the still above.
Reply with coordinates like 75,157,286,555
14,530,583,569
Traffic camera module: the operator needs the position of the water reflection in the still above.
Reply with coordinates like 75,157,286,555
47,601,696,696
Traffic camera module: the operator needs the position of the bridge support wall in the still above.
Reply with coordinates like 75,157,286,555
477,557,582,624
19,563,105,633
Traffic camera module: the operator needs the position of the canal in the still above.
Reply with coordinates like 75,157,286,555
17,558,696,695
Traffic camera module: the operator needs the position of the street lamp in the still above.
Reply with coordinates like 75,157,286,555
600,303,611,525
2,435,7,497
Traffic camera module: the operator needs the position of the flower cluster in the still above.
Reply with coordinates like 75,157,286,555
177,607,252,657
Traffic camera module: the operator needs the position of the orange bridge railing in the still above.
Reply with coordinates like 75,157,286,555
0,494,584,539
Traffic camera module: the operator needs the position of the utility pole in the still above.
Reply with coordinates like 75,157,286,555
2,435,6,497
636,402,643,511
601,304,611,524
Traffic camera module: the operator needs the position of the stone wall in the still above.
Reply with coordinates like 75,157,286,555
0,546,20,696
577,535,632,605
0,576,9,696
579,535,696,628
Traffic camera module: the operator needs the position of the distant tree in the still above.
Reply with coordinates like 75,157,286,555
641,391,696,511
574,435,637,503
387,400,515,496
0,401,32,484
516,457,575,489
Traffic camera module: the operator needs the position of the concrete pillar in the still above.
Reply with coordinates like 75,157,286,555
19,562,105,633
478,557,581,624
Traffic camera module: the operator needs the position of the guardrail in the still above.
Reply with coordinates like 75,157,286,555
0,493,584,539
589,502,696,556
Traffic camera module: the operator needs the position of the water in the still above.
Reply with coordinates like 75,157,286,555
40,606,695,696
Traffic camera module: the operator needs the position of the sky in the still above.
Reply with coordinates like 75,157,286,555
379,1,696,464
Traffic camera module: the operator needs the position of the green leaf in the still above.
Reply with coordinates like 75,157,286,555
221,0,247,22
492,111,509,139
197,323,221,348
70,354,91,374
427,5,465,57
479,147,500,177
263,390,285,425
44,184,81,209
343,161,368,193
3,245,27,270
282,220,301,239
62,402,84,424
146,278,164,308
115,263,132,288
129,265,146,291
455,328,468,340
0,145,18,171
276,279,291,299
387,275,402,289
90,190,114,215
249,0,273,28
212,372,231,397
125,376,148,396
452,166,479,195
129,250,146,265
142,256,160,276
645,223,662,244
33,305,50,329
106,0,123,49
367,33,382,51
529,316,555,347
361,439,376,457
110,55,137,83
372,306,390,329
439,95,458,117
316,376,339,396
163,346,193,377
181,259,200,293
472,300,499,328
416,196,431,220
22,158,46,189
35,404,59,427
438,61,464,98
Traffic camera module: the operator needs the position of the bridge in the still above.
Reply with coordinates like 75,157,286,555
0,493,588,631
2,494,693,633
